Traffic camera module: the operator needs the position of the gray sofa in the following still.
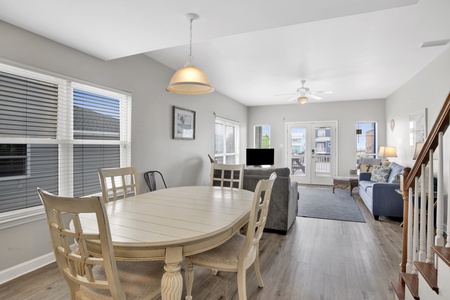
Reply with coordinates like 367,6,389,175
358,162,404,220
243,167,298,234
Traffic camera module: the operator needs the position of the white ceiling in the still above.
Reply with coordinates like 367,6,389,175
1,0,449,106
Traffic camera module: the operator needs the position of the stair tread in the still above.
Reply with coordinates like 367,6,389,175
401,272,419,300
414,261,439,293
432,245,450,268
391,281,405,300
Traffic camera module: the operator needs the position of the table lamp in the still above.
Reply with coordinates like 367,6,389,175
378,146,397,166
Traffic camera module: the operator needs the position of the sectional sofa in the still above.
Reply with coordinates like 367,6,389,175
243,167,298,234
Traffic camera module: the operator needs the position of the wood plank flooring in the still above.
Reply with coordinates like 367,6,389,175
0,190,402,300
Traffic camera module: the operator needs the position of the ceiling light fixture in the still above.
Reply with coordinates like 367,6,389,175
167,13,214,94
298,96,308,104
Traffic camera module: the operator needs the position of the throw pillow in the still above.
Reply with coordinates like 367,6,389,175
359,158,382,173
371,165,391,182
360,164,375,172
389,172,402,183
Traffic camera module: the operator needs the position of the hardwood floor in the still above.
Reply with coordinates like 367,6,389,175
0,190,402,300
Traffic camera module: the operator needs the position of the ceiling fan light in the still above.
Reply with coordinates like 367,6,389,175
167,65,214,94
298,96,308,104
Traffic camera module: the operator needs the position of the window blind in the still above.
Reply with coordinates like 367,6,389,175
0,63,131,214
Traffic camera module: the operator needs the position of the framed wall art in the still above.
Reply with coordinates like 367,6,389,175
172,106,196,140
409,108,427,146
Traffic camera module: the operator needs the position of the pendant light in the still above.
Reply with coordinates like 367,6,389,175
167,13,214,94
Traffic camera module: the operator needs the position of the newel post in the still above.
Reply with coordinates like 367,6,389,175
400,167,411,279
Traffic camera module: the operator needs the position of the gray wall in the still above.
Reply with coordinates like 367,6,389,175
385,46,450,193
0,20,247,271
248,99,386,176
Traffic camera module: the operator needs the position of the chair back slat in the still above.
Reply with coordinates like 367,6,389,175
37,188,126,299
210,163,244,189
240,173,277,262
98,166,139,202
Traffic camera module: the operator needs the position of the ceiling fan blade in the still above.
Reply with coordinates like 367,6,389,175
275,92,297,96
308,94,322,100
287,95,298,102
312,90,333,95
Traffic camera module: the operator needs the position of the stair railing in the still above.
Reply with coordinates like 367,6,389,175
399,92,450,278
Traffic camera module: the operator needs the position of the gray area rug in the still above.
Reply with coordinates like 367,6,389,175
298,187,366,223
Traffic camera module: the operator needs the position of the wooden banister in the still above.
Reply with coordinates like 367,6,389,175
397,92,450,291
400,167,411,280
404,92,450,190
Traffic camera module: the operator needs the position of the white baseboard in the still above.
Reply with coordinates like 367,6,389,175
0,252,55,285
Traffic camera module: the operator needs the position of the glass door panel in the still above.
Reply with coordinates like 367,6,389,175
287,122,336,185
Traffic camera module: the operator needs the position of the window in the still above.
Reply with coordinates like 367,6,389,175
0,144,28,179
254,125,270,148
214,117,239,164
0,63,131,214
356,122,377,164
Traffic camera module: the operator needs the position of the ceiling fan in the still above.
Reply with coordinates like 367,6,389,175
276,80,333,104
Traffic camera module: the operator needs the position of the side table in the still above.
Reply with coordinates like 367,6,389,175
333,176,359,196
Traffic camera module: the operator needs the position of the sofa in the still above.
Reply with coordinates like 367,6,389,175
358,162,404,220
243,167,298,234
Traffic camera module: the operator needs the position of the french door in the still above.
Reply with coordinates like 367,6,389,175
286,122,337,185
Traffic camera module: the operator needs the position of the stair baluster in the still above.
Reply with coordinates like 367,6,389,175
426,150,435,264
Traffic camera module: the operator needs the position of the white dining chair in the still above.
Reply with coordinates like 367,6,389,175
185,172,277,300
210,163,245,189
37,188,164,300
98,166,139,202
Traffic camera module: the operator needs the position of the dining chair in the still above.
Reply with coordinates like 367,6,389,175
210,163,245,189
185,172,277,300
37,188,164,300
143,170,167,192
98,166,139,202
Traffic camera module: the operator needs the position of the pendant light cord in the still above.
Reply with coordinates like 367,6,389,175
188,18,194,64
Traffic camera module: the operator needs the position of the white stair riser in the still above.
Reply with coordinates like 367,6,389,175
418,272,439,300
405,287,415,300
437,257,450,299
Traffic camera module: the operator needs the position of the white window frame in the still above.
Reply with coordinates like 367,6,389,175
0,62,131,229
253,124,271,148
214,117,240,164
356,121,378,162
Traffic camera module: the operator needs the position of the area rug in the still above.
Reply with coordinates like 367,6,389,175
297,187,365,223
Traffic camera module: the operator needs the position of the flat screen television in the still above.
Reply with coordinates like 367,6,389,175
246,148,274,166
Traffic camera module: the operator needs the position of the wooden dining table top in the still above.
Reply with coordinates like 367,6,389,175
80,185,255,260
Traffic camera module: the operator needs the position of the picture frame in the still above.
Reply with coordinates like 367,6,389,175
172,106,196,140
409,108,427,146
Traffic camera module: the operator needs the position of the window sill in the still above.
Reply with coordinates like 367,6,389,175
0,206,46,230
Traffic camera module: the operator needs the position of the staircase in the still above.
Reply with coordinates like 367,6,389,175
392,92,450,300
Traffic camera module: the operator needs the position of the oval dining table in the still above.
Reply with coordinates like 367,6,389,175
79,185,255,300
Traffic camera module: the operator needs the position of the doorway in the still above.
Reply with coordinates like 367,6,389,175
286,122,337,185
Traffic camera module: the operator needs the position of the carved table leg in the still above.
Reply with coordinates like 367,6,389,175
161,247,183,300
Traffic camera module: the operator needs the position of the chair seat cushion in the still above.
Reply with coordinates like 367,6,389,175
359,180,375,192
188,233,245,270
80,260,165,299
